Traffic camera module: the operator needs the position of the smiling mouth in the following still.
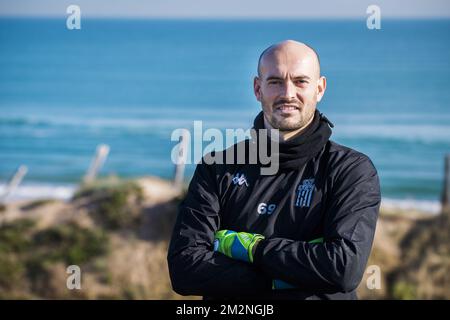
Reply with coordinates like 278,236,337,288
275,104,300,112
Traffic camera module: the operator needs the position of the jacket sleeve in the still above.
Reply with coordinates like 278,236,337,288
252,154,381,293
167,160,271,297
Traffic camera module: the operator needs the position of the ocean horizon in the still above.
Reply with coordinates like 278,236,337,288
1,18,449,213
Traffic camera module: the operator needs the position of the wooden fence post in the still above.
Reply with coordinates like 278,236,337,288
83,144,110,184
173,130,189,190
442,154,450,212
0,165,28,202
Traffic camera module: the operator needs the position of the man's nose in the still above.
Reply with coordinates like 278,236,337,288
280,81,297,100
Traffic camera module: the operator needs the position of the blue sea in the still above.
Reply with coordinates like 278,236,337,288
1,18,449,212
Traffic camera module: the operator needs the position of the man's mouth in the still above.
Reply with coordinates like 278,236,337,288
275,104,300,114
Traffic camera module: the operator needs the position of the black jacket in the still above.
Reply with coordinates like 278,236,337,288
167,111,381,300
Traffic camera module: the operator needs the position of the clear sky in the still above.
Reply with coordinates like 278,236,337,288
0,0,449,18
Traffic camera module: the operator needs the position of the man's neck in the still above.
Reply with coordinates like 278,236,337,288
264,115,314,142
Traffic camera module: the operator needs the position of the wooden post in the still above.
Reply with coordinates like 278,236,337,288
83,144,110,184
173,130,189,190
442,154,450,211
0,165,28,202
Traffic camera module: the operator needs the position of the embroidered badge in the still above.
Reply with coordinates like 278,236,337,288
295,178,315,207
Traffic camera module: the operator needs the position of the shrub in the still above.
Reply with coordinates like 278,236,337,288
74,179,144,230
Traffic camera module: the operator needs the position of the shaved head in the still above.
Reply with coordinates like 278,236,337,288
253,40,326,136
257,40,321,78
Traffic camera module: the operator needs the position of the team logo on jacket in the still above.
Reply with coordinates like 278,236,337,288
295,178,315,207
232,173,249,187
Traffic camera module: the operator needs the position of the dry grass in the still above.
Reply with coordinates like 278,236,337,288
358,208,450,299
0,176,193,300
1,177,448,300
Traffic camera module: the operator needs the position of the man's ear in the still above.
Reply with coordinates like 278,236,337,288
254,76,262,102
316,76,327,103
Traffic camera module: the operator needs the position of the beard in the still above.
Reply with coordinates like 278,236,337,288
261,97,316,131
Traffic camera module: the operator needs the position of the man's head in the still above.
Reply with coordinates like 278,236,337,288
254,40,326,132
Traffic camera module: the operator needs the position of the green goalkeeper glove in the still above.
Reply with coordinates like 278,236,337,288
213,230,265,263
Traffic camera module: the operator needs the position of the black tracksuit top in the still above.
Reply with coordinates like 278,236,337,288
167,113,381,300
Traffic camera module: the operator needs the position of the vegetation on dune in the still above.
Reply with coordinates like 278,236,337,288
0,219,108,298
0,177,448,299
20,199,57,211
0,177,185,299
74,178,144,230
388,211,450,299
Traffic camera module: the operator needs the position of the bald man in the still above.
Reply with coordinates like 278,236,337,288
168,40,381,300
256,41,324,140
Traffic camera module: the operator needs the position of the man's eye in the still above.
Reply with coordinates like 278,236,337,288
269,81,281,85
295,80,308,85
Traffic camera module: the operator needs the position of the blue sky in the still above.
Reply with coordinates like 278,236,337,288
0,0,449,18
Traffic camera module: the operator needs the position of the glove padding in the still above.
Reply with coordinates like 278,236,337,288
214,230,265,263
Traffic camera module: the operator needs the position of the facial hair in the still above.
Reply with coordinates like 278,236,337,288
261,96,316,131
